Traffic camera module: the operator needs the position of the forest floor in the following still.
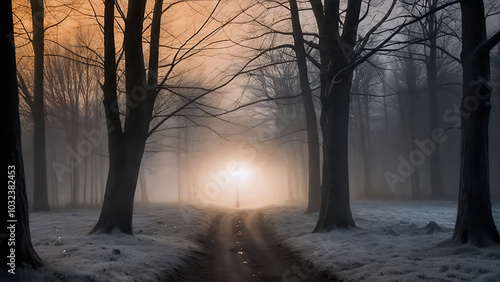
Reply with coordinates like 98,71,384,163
264,201,500,281
16,201,500,281
179,210,331,281
17,203,222,281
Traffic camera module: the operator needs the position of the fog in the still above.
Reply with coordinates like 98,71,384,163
19,66,500,208
12,0,500,210
9,0,500,280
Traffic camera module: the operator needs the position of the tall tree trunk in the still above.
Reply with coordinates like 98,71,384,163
90,0,157,234
91,141,143,234
315,77,356,230
426,0,445,199
310,0,361,231
452,0,500,246
289,0,321,213
1,1,44,268
31,0,49,211
91,0,122,233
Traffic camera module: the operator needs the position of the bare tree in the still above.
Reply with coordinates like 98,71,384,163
309,0,365,231
89,0,145,234
452,0,500,246
425,0,445,199
306,0,462,230
31,0,49,211
90,0,252,234
1,0,43,270
289,0,321,212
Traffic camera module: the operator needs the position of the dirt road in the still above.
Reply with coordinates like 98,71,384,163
183,210,330,281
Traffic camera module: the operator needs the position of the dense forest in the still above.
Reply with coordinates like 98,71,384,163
2,0,500,281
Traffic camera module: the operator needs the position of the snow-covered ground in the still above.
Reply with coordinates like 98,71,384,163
264,201,500,281
18,203,221,281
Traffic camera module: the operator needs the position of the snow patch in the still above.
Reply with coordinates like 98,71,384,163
18,203,222,281
264,201,500,281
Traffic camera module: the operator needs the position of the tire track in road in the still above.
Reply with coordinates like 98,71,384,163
183,210,331,282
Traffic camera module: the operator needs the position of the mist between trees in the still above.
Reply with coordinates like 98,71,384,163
5,0,500,268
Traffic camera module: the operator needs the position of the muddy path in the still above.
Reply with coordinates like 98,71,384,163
180,210,332,281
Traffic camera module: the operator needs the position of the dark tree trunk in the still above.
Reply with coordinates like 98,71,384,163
91,141,144,234
289,0,321,213
314,78,356,230
31,0,50,211
1,0,44,270
452,0,500,246
426,0,445,199
91,0,125,234
309,0,361,231
90,0,158,234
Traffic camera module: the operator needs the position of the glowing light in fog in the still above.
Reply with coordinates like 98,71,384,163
231,163,250,208
234,165,240,208
231,163,249,179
